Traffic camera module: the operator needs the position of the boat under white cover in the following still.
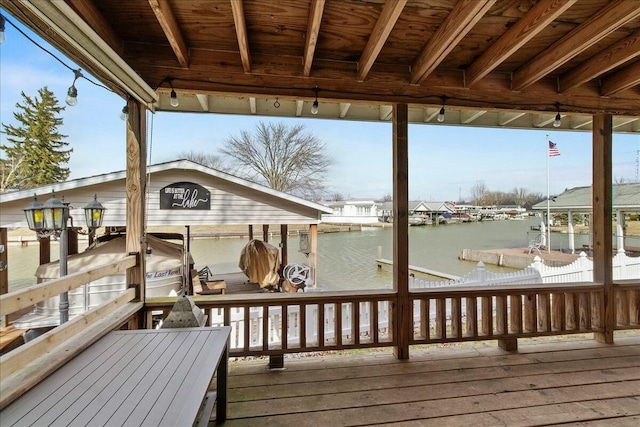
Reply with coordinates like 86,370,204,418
14,234,183,329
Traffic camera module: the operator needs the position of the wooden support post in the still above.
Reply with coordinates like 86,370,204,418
280,224,288,267
498,337,518,351
269,354,284,369
0,228,8,295
262,224,269,242
125,99,147,307
39,236,51,266
392,103,410,360
592,114,614,344
309,224,318,287
248,224,254,240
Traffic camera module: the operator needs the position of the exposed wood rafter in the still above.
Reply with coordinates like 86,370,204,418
498,112,526,126
411,0,495,84
466,0,576,87
231,0,251,73
460,110,486,124
67,0,123,56
249,97,256,114
296,100,304,116
600,60,640,96
303,0,325,77
380,105,393,121
513,0,640,91
358,0,407,82
339,103,351,118
196,94,208,111
148,0,189,68
560,29,640,92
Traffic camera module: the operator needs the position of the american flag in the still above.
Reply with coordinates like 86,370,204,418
548,141,560,157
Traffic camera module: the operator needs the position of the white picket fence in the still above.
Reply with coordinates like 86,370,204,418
209,251,640,350
530,250,640,283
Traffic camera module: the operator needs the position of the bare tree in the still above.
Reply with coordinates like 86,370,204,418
219,122,331,199
470,180,490,205
178,150,225,170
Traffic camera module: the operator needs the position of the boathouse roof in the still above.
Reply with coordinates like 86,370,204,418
532,183,640,212
0,160,332,228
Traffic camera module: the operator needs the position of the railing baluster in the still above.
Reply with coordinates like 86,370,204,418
372,301,379,344
496,295,507,335
318,303,325,349
335,303,342,347
509,295,522,334
538,293,551,332
524,293,536,333
466,296,477,338
551,292,564,332
420,299,429,340
451,297,462,339
282,304,288,350
353,302,360,345
481,296,492,336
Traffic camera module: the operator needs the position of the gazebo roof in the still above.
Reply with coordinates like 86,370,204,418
2,0,638,132
532,182,640,212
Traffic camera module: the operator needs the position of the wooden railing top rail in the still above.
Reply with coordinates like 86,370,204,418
0,289,141,410
613,280,640,288
0,254,137,317
410,282,605,297
145,289,397,309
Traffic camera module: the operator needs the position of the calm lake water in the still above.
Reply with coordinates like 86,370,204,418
7,218,593,292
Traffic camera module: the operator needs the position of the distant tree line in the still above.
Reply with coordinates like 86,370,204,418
469,180,545,209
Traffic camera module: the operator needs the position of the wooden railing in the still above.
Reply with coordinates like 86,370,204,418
0,254,141,409
145,290,398,357
409,283,606,345
145,281,640,357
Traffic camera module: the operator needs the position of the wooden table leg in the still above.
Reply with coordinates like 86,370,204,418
216,341,229,421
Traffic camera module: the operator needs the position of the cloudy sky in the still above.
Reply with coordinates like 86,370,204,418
1,16,638,201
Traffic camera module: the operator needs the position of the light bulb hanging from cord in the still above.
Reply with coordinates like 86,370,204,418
310,86,319,115
168,79,179,107
0,14,6,45
437,96,447,123
120,105,129,121
65,69,83,106
553,102,562,128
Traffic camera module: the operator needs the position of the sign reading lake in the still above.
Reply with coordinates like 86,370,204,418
160,182,210,210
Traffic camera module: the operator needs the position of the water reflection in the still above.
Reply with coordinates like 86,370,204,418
8,218,594,292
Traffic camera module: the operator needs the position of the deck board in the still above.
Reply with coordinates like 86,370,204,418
223,332,640,426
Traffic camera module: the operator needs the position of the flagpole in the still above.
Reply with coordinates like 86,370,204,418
546,133,551,253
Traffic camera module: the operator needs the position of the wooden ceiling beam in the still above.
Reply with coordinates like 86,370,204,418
600,60,640,96
230,0,251,73
303,0,325,77
358,0,407,82
68,0,123,56
513,0,640,91
560,29,640,92
411,0,495,84
148,0,189,68
466,0,575,88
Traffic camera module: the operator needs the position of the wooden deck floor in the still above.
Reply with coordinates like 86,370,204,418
222,332,640,426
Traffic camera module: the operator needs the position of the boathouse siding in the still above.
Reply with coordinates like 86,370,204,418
0,160,332,229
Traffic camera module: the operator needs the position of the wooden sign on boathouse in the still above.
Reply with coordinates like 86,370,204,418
160,182,210,210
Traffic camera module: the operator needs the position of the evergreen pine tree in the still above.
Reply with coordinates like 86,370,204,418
1,87,72,191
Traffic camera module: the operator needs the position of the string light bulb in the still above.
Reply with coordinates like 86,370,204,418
65,69,83,106
553,102,562,128
311,86,319,115
437,96,447,123
120,105,129,121
0,14,6,45
168,79,179,107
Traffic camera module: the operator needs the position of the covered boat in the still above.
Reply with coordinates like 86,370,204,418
14,234,184,329
238,239,280,289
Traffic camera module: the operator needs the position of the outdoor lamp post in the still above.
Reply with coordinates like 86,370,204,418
24,193,106,324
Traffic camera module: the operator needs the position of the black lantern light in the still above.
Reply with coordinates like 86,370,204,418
42,192,67,231
84,194,106,231
23,194,45,233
